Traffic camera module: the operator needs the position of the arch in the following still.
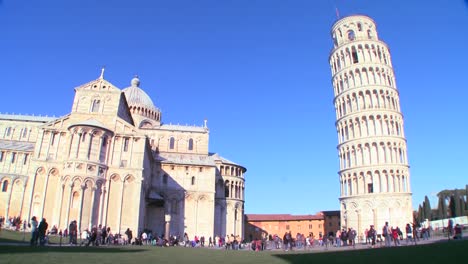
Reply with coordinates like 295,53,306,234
140,120,153,128
188,138,194,151
110,174,121,182
224,180,230,198
71,191,80,209
91,99,101,112
1,179,9,192
49,168,59,177
124,174,135,183
351,46,359,64
5,127,12,137
347,30,355,41
169,137,175,150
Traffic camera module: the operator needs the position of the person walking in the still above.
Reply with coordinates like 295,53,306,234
348,228,356,248
405,223,414,245
38,218,48,246
30,216,39,246
383,222,391,247
368,225,376,248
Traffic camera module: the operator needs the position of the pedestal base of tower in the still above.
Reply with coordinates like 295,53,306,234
339,193,413,240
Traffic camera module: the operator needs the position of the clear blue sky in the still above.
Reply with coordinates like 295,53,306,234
1,0,467,214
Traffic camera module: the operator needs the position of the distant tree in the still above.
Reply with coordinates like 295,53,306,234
449,195,457,217
418,204,424,223
454,190,464,217
437,195,447,219
433,188,468,219
431,209,439,220
438,189,453,198
424,195,432,220
459,195,466,217
465,185,468,214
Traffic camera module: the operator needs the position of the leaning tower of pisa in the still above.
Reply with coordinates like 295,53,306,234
329,15,413,236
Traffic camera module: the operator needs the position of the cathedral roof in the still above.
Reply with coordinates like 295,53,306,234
160,124,207,133
210,153,239,166
0,113,57,123
210,153,247,172
157,153,216,166
122,76,158,112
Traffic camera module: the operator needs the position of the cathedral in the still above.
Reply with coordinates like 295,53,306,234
0,72,246,240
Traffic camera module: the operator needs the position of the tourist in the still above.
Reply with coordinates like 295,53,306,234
335,229,341,247
38,218,48,246
364,228,369,244
348,228,356,248
69,220,78,245
368,225,376,248
405,223,414,245
30,216,38,246
383,222,391,247
125,228,133,245
282,232,289,251
391,227,400,246
447,219,454,240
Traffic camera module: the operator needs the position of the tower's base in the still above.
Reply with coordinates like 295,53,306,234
340,193,413,240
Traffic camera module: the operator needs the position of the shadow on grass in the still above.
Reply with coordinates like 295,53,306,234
271,240,467,264
0,245,148,255
0,237,29,244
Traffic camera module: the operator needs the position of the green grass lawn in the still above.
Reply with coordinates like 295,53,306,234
0,229,465,264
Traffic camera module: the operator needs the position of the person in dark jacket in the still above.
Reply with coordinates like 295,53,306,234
38,218,49,246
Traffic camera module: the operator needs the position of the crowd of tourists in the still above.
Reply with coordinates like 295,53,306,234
247,219,466,252
1,215,464,250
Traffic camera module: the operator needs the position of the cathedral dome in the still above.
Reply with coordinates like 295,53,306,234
122,76,157,111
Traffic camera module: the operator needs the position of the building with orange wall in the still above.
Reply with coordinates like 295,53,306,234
244,214,320,241
320,210,341,236
245,211,341,241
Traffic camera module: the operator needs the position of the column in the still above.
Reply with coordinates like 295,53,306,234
129,137,135,167
105,137,112,164
54,132,62,160
103,179,112,226
98,185,106,226
118,179,125,234
36,130,45,158
64,183,74,229
57,184,65,230
87,133,93,160
88,186,97,229
110,137,117,166
233,207,238,236
77,184,86,232
19,181,27,220
45,132,53,160
75,133,82,158
98,136,104,162
40,173,50,218
27,170,39,222
67,133,74,158
5,178,14,219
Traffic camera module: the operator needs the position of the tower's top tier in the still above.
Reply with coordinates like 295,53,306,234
331,15,379,48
